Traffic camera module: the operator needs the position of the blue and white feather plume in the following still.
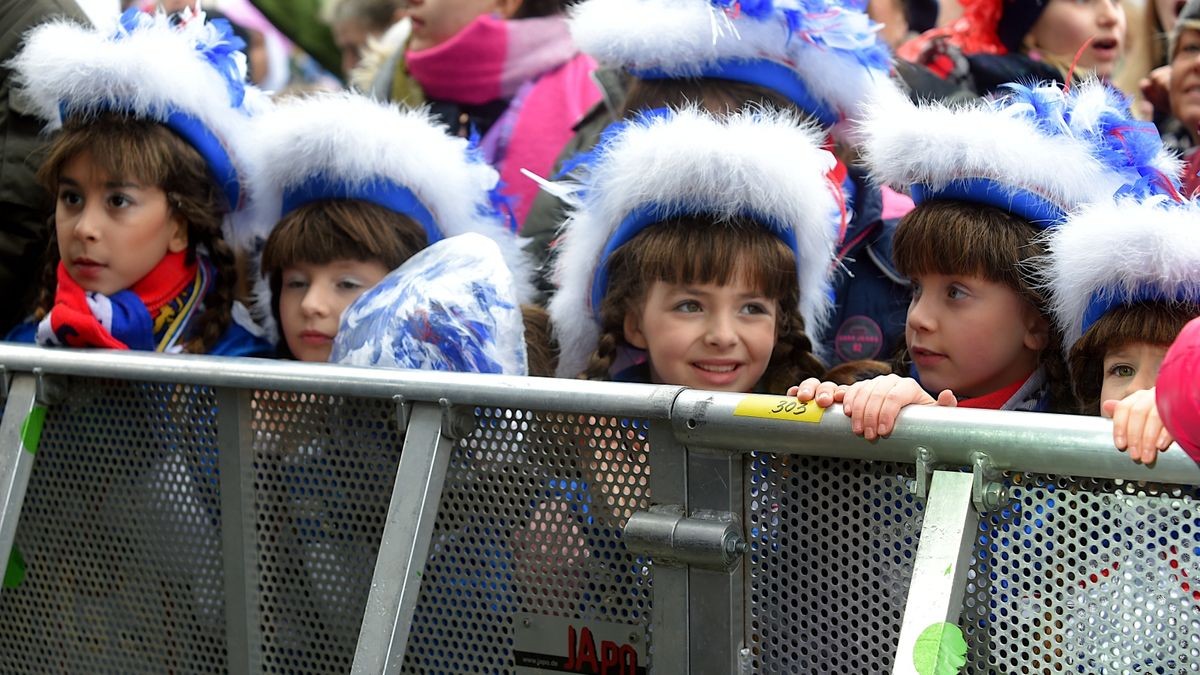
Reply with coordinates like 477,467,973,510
331,233,528,376
547,106,840,378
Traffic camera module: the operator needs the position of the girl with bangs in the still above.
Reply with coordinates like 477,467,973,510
7,10,271,356
548,107,838,393
245,92,537,365
792,80,1182,436
1041,197,1200,464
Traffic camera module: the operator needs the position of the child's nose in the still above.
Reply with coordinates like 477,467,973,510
907,295,935,332
300,286,331,317
72,206,102,242
704,314,738,347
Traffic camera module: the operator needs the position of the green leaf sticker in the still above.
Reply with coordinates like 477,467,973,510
20,406,47,455
913,622,967,675
4,545,25,589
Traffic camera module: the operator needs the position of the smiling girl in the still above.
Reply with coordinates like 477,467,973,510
7,10,270,356
548,107,837,392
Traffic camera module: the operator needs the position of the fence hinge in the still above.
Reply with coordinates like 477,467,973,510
0,366,8,403
623,505,747,572
971,451,1009,513
394,395,412,434
910,446,934,498
438,398,475,440
33,368,65,406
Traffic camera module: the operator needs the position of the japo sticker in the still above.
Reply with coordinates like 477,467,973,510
733,395,825,423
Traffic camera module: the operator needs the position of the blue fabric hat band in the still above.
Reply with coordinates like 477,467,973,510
59,103,242,210
281,176,443,246
589,202,799,320
910,178,1066,229
1081,287,1200,337
634,59,839,127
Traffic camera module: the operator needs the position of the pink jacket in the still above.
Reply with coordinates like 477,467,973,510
1157,317,1200,462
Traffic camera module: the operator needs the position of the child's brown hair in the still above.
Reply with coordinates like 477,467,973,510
259,199,428,358
33,112,238,354
582,216,825,391
892,199,1076,410
1068,301,1199,412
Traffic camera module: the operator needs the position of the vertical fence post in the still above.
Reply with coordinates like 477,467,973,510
0,374,46,595
892,470,977,675
686,447,745,675
352,400,464,674
646,420,690,672
217,386,263,674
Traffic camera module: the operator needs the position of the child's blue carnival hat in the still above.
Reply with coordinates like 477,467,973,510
244,92,534,302
545,106,840,378
1043,196,1200,351
331,233,528,376
568,0,896,141
9,8,257,211
861,79,1182,228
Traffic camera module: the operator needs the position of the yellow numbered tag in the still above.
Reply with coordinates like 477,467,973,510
733,395,825,423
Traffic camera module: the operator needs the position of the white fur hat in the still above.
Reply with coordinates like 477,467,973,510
10,8,256,211
569,0,896,141
244,92,535,302
1043,197,1200,351
861,80,1181,228
546,106,840,378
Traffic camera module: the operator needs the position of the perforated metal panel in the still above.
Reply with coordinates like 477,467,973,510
402,408,654,672
250,390,402,674
0,378,229,673
963,473,1200,673
746,453,923,672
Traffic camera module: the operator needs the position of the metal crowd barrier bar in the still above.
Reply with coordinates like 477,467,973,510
0,344,1196,675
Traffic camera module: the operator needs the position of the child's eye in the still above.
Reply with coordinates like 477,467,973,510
283,277,309,290
107,193,133,208
337,278,365,291
1107,363,1136,378
946,285,969,300
58,190,82,207
741,301,772,316
910,282,922,298
673,300,702,313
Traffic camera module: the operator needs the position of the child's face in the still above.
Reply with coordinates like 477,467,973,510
405,0,501,51
623,278,778,392
1171,29,1200,144
1099,342,1169,415
279,259,391,362
906,273,1048,398
1026,0,1125,79
55,151,187,296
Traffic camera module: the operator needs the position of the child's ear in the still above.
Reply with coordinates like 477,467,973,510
623,310,648,350
1023,308,1051,352
167,210,188,253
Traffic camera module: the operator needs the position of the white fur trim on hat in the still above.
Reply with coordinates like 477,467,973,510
1042,197,1200,350
861,80,1181,221
10,10,256,209
547,106,839,378
569,0,897,142
244,92,535,303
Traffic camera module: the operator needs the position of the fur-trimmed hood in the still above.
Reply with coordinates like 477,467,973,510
546,106,839,378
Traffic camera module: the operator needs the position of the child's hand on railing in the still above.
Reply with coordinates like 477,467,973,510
1103,387,1174,466
791,374,956,440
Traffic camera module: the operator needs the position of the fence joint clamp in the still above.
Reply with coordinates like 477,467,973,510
623,505,747,572
33,368,65,406
911,446,934,498
394,395,412,434
971,451,1009,513
438,398,475,440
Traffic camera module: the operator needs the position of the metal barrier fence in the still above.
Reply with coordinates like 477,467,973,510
0,344,1197,674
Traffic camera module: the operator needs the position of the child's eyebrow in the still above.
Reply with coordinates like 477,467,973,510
104,180,142,189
